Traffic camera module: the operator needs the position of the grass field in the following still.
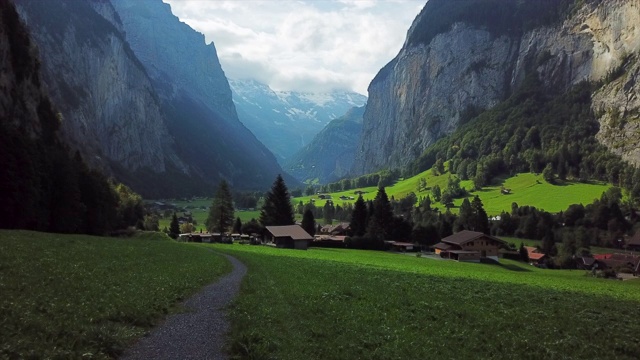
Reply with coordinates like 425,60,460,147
0,230,230,359
292,171,611,216
211,244,640,359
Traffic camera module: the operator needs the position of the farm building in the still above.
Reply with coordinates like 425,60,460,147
265,225,313,250
385,241,418,252
524,246,546,265
433,230,506,262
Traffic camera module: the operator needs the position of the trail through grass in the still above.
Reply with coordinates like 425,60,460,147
0,230,230,359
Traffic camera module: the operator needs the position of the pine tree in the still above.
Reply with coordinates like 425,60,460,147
233,217,242,234
366,186,393,240
301,209,316,236
455,198,473,232
350,195,368,237
206,180,235,233
169,212,180,239
471,195,490,234
260,174,295,226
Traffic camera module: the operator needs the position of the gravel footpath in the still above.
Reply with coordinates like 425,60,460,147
121,252,247,360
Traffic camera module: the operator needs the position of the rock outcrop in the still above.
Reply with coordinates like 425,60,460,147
16,0,294,194
110,0,291,190
15,0,179,173
352,0,640,174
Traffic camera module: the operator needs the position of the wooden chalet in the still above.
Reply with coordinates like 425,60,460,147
433,230,506,262
524,246,547,265
385,241,418,252
265,225,313,250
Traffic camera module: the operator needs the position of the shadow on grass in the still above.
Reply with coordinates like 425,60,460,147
481,259,532,272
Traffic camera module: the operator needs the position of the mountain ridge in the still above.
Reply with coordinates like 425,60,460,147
230,78,366,161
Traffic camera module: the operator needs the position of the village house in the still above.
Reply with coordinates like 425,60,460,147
265,225,313,250
319,222,350,235
433,230,506,262
524,246,546,265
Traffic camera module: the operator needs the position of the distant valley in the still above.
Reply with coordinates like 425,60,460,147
230,79,366,162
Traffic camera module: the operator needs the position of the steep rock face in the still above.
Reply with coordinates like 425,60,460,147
15,0,178,173
230,78,367,162
110,0,290,189
589,1,640,165
352,0,640,174
285,106,365,183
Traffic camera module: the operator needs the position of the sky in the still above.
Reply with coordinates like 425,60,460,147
162,0,425,95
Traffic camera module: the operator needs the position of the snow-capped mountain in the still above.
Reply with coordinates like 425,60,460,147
229,79,367,162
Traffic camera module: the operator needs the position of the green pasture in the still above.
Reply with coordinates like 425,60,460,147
0,230,230,359
213,244,640,359
292,170,611,216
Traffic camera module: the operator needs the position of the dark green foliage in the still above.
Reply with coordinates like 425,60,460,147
301,210,316,236
349,195,368,237
366,187,394,240
169,213,180,239
241,218,263,236
206,180,235,233
260,175,295,226
519,243,529,262
233,217,242,234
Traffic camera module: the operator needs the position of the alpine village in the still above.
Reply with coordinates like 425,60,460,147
2,0,640,359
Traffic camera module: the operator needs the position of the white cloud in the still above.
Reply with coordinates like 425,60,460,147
163,0,424,95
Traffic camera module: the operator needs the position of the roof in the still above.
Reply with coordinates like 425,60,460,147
266,225,313,241
628,232,640,246
441,230,506,246
433,242,452,250
446,250,480,254
581,257,597,266
387,241,414,247
525,246,546,261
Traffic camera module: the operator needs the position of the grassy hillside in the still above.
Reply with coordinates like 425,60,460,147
0,230,230,358
293,170,611,215
213,244,640,359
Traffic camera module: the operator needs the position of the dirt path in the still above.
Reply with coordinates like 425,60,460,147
121,252,247,360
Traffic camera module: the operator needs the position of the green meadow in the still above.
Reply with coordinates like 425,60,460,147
211,244,640,359
292,171,611,216
0,230,230,359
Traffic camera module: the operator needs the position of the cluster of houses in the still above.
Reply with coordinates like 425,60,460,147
177,216,640,275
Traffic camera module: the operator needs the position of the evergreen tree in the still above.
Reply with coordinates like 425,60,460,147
366,186,394,239
350,195,368,237
323,201,335,225
206,180,235,233
471,195,490,234
233,217,242,234
260,174,295,226
455,198,474,232
519,243,529,262
301,209,316,236
169,212,180,239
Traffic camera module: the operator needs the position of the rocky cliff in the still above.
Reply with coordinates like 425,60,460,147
110,0,291,190
16,0,293,195
15,0,180,173
352,0,640,175
285,106,365,183
230,78,367,162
